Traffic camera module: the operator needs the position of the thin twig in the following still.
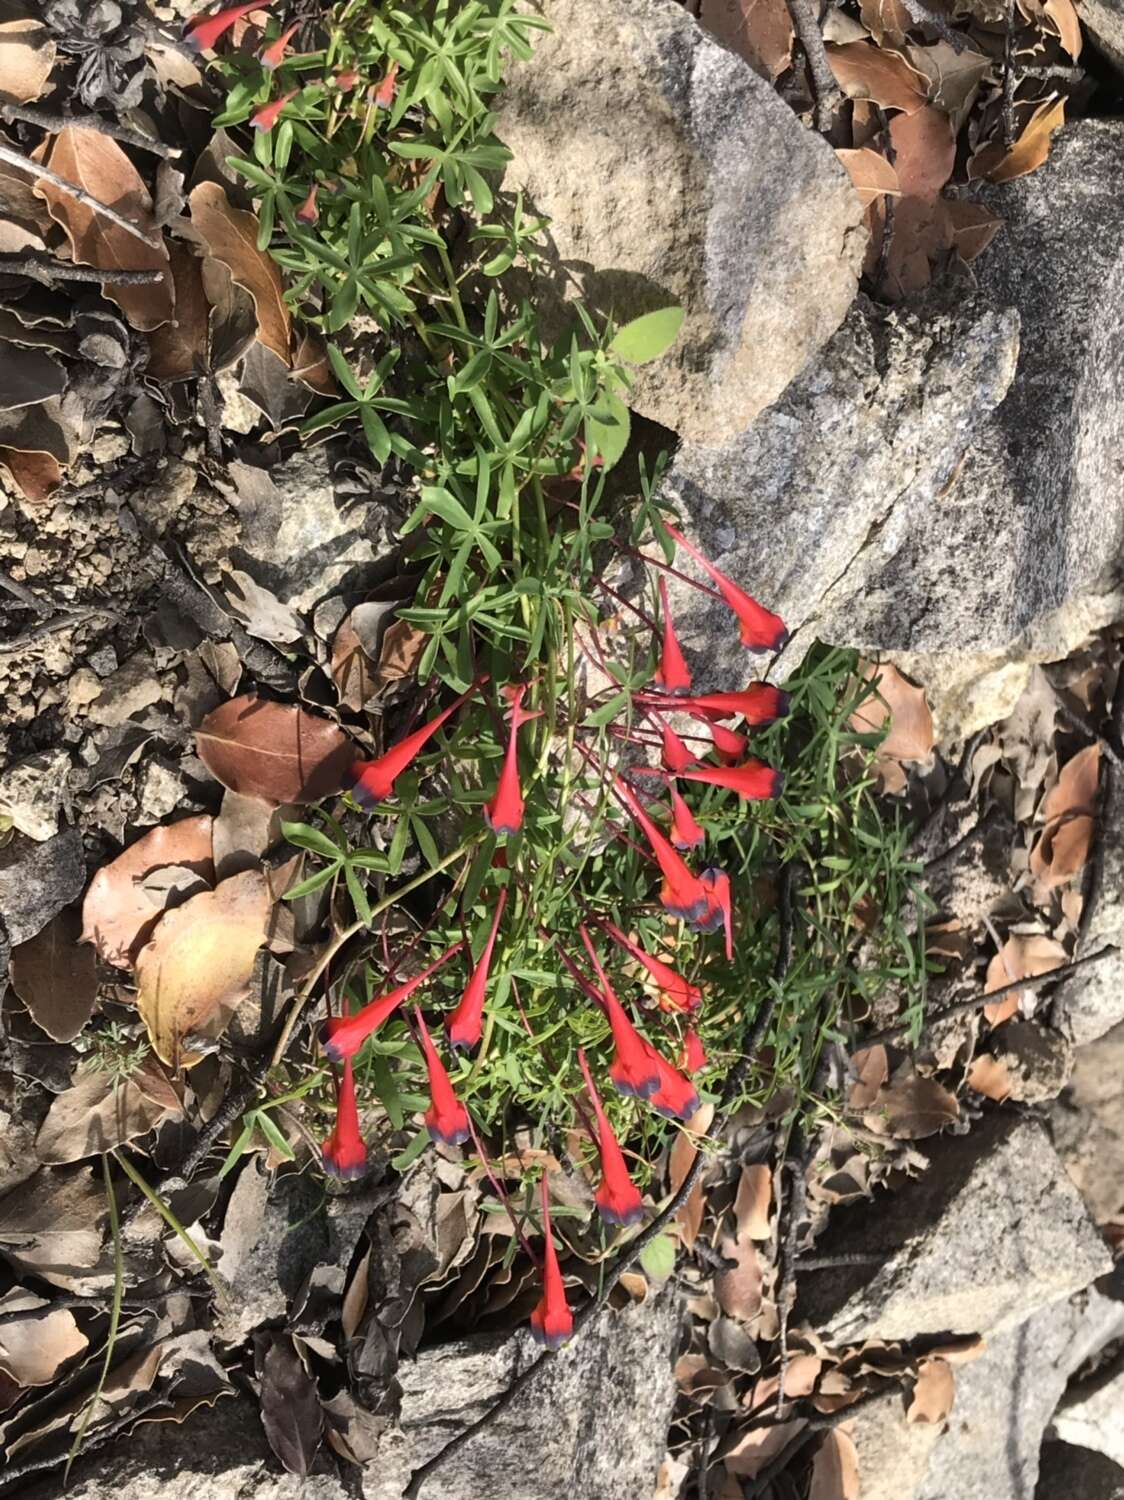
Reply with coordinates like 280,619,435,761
898,0,965,51
0,140,162,249
0,568,50,615
403,868,797,1499
862,943,1118,1048
0,103,182,159
795,1252,886,1270
0,606,119,655
0,254,165,286
774,1148,808,1418
785,0,843,133
1001,0,1017,149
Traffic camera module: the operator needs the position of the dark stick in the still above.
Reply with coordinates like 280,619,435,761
0,568,50,614
403,870,797,1499
898,0,965,51
774,1147,807,1417
785,0,843,133
0,140,162,248
1001,0,1018,149
0,102,181,159
0,255,165,286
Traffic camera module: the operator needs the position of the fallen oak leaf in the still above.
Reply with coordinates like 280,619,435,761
0,20,57,105
862,1064,959,1139
0,1291,87,1387
808,1429,860,1500
10,904,97,1041
970,95,1067,184
733,1162,773,1240
35,1058,183,1164
889,105,956,200
146,241,209,383
826,41,929,114
196,695,355,804
699,0,794,81
966,1052,1012,1101
984,934,1067,1023
945,199,1003,263
1043,0,1082,58
836,147,901,208
714,1233,763,1320
849,661,935,762
848,1044,888,1109
906,1356,955,1423
189,181,291,363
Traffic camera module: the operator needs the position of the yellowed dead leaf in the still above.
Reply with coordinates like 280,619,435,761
973,96,1067,184
189,181,291,364
734,1163,773,1240
133,869,272,1068
808,1429,860,1500
966,1053,1013,1101
81,815,214,970
836,147,901,208
1044,0,1082,57
907,1356,956,1423
985,934,1067,1023
0,20,56,104
850,661,935,762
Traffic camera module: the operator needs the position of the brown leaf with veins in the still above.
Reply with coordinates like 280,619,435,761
850,661,935,762
733,1163,773,1240
908,41,991,132
890,106,956,200
34,128,172,331
808,1430,860,1500
860,0,911,44
10,905,96,1042
863,1064,959,1139
671,1103,714,1252
1030,743,1100,889
36,1059,182,1164
714,1234,763,1320
1044,0,1082,58
81,814,214,969
0,19,55,104
848,1045,888,1109
971,96,1067,184
134,869,272,1068
836,147,901,208
826,41,928,113
196,695,354,804
945,199,1003,263
147,241,210,382
189,182,290,363
907,1356,956,1423
984,934,1067,1023
699,0,794,81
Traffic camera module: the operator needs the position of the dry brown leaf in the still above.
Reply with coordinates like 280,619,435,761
890,105,956,200
674,1353,730,1400
332,616,378,714
1044,0,1082,57
0,1291,87,1386
826,41,928,113
945,199,1004,263
1041,743,1100,825
708,1315,761,1373
859,0,911,44
374,617,428,686
133,869,272,1068
197,695,354,805
0,19,56,104
714,1234,763,1320
972,96,1067,184
147,241,209,383
189,182,290,363
36,1059,182,1164
291,332,337,395
984,934,1067,1022
34,128,172,332
848,1045,889,1109
907,1356,956,1423
725,1382,806,1476
212,789,287,881
836,147,901,207
0,445,62,502
733,1163,773,1240
850,661,935,762
808,1430,860,1500
782,1353,823,1397
81,814,215,969
10,905,97,1042
966,1053,1013,1101
908,41,991,131
863,1065,959,1139
671,1103,714,1252
699,0,794,81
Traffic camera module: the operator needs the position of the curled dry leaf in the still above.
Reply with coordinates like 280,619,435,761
907,1356,956,1423
133,869,272,1068
863,1064,959,1139
782,1352,823,1397
984,933,1067,1023
708,1315,762,1375
0,1291,87,1387
826,41,928,113
1043,0,1082,58
848,1044,888,1110
966,1053,1013,1101
10,904,97,1042
808,1429,860,1500
1030,743,1099,889
970,96,1067,184
714,1233,763,1321
36,1058,182,1164
850,661,935,762
81,814,214,969
836,147,901,208
0,20,57,105
146,241,209,383
196,695,355,805
189,182,291,363
945,199,1004,264
699,0,794,81
733,1163,773,1240
671,1103,714,1253
907,41,991,132
34,128,173,332
332,614,378,713
860,0,911,45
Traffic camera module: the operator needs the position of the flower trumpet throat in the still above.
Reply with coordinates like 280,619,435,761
484,683,541,837
184,2,270,53
446,887,508,1051
654,575,692,693
577,1048,645,1227
530,1177,573,1349
578,925,660,1099
415,1007,471,1145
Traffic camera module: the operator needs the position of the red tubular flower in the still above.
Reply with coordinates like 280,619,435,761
184,2,269,52
415,1007,470,1145
373,59,399,109
295,183,319,224
636,683,789,725
446,887,508,1051
679,760,784,801
696,869,733,959
710,721,748,764
530,1177,573,1348
659,719,696,773
646,1045,700,1121
663,521,788,651
600,919,702,1014
321,1057,367,1179
484,684,541,837
576,1048,645,1227
669,784,704,850
322,941,464,1063
680,1029,707,1074
251,88,298,131
334,67,361,88
258,19,298,67
614,778,711,923
350,678,483,805
654,576,692,693
575,927,660,1099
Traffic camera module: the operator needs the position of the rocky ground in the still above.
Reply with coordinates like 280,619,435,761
2,1,1124,1498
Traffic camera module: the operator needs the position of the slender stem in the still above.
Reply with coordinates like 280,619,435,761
65,1156,124,1481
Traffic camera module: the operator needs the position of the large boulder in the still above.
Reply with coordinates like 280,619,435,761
1051,1018,1124,1219
1076,0,1124,73
496,0,865,444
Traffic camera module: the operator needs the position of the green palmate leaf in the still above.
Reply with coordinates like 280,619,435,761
609,306,685,365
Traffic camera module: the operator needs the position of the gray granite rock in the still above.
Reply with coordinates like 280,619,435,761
1050,784,1124,1045
1051,1018,1124,1224
1037,1442,1124,1500
0,827,85,947
497,0,865,445
1052,1363,1124,1470
800,1113,1110,1343
0,747,71,841
1076,0,1124,72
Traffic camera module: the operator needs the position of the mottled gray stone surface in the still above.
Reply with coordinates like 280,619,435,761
800,1113,1110,1342
1051,1019,1124,1222
1052,1363,1124,1469
1076,0,1124,72
497,0,865,444
0,827,85,947
1049,784,1124,1045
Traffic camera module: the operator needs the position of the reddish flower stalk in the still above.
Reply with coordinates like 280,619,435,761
696,869,733,960
258,19,298,67
636,683,789,725
662,521,788,652
710,720,748,764
414,1007,471,1145
599,918,702,1014
659,718,696,773
529,1177,573,1349
647,1045,700,1121
184,2,269,52
613,777,711,924
679,760,783,801
669,783,705,850
350,678,484,805
654,576,692,693
321,1057,367,1179
295,182,319,224
576,926,661,1099
680,1028,707,1074
322,940,464,1063
373,59,399,109
484,684,541,837
576,1048,645,1227
251,88,298,131
446,887,508,1050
